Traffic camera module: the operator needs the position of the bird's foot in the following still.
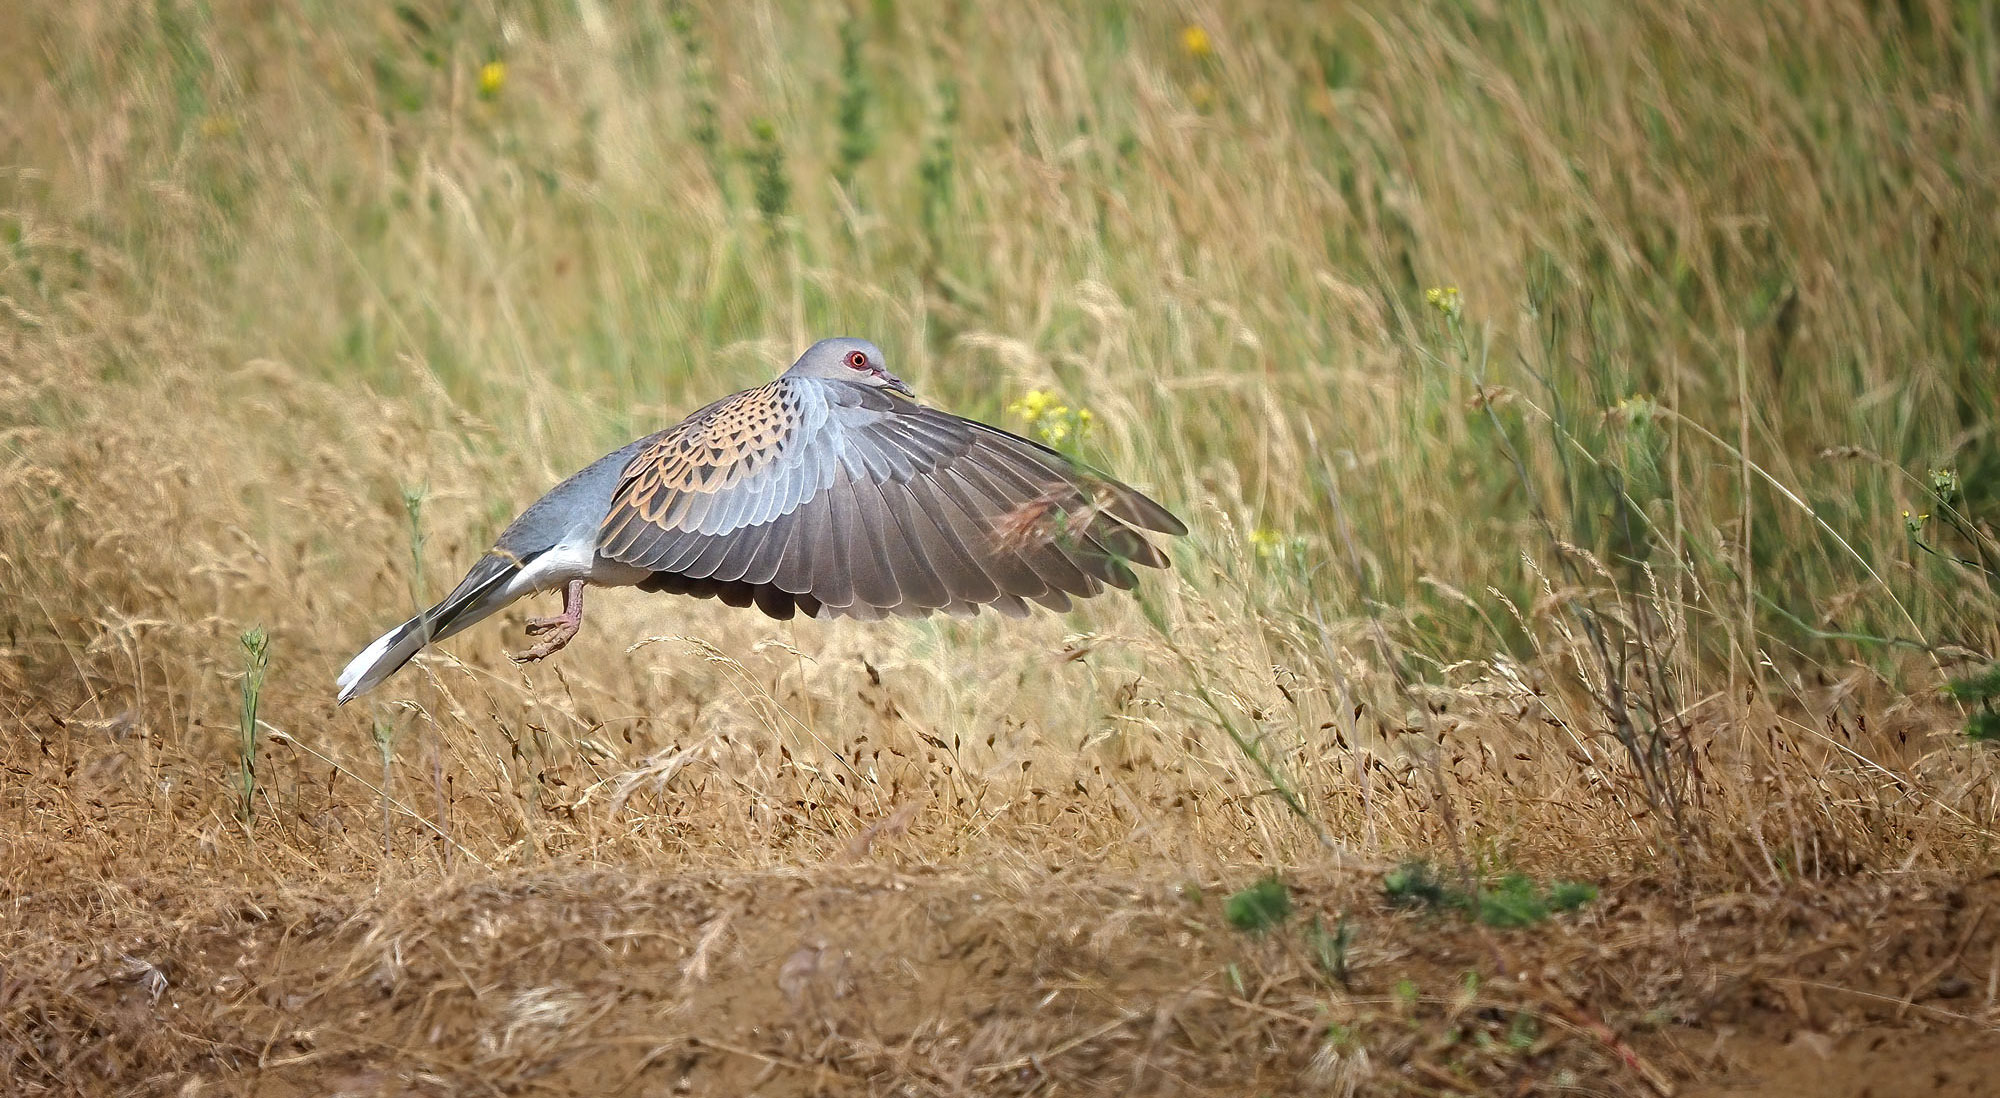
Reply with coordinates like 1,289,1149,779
509,622,578,663
509,580,585,664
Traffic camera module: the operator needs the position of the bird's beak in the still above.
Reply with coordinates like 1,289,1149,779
882,372,914,397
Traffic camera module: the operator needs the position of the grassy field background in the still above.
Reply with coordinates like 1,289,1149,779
3,1,1998,1093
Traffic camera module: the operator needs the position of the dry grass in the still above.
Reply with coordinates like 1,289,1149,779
2,0,1998,1093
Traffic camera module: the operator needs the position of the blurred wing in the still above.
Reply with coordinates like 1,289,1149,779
598,379,1184,620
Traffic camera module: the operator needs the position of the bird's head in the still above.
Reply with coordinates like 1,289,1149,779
785,337,912,397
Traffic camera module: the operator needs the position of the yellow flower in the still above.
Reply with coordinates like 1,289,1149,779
478,60,507,98
1010,389,1094,447
1248,528,1284,559
1610,394,1659,426
1008,389,1058,423
1181,25,1213,59
1424,285,1462,321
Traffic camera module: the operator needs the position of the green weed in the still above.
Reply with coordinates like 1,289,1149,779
917,78,958,254
744,118,791,234
1383,861,1454,910
833,18,875,189
1224,876,1292,933
401,484,428,614
669,5,728,201
373,719,397,856
236,628,270,826
1506,1012,1540,1051
1946,664,2000,743
1306,914,1353,986
1384,862,1598,928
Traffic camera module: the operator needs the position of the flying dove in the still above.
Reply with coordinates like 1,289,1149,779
336,338,1186,702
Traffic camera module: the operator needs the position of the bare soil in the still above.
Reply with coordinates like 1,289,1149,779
1684,1027,2000,1098
7,852,1996,1096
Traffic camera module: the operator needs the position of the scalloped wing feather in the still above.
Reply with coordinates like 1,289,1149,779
599,378,1183,621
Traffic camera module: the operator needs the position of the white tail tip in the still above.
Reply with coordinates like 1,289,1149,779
335,621,414,704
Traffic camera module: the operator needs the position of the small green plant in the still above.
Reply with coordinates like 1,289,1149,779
669,4,728,201
918,78,959,251
1383,860,1453,909
1548,879,1600,912
1224,875,1292,933
1306,914,1353,986
1908,465,1999,583
1383,861,1597,927
1946,663,2000,742
402,483,427,613
833,18,875,188
744,118,791,234
1506,1011,1540,1051
236,627,270,825
373,718,396,855
1477,873,1552,928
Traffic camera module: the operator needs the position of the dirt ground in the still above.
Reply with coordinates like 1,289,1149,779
1684,1027,2000,1098
7,850,1997,1097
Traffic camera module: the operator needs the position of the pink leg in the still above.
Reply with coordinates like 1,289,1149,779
510,580,585,663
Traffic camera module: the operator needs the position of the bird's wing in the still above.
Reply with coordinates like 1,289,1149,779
597,379,1185,619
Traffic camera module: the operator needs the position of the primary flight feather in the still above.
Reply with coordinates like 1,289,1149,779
336,337,1187,702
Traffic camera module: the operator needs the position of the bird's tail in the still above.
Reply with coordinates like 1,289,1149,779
335,554,526,703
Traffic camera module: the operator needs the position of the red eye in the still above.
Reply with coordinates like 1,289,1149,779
846,350,869,369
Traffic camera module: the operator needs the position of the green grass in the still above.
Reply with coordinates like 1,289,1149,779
1384,861,1599,928
1949,663,2000,742
1225,875,1293,933
236,626,270,826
